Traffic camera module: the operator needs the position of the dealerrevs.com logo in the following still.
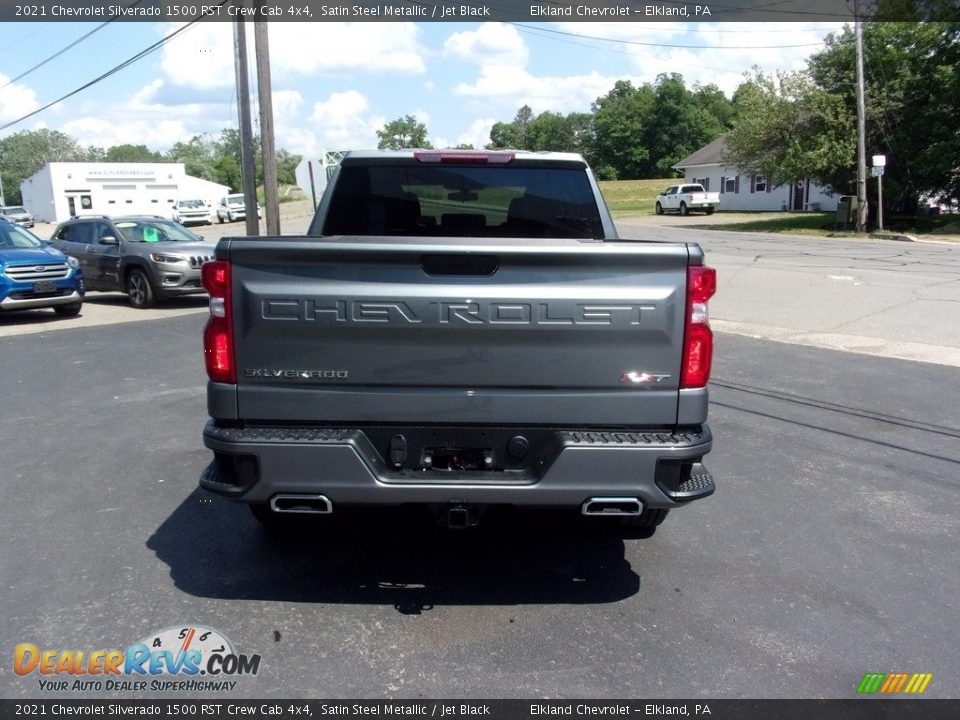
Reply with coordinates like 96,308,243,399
14,625,261,692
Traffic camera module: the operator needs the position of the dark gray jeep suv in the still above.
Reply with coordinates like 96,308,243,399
49,215,216,308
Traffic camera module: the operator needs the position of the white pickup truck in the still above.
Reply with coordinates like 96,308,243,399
656,184,719,216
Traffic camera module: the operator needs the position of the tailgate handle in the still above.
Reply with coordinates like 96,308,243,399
421,254,499,276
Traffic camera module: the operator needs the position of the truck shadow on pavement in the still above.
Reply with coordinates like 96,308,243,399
148,490,642,613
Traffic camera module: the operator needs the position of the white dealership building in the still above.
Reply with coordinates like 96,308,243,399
20,162,230,223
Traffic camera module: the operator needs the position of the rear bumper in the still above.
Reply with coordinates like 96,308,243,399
200,422,714,510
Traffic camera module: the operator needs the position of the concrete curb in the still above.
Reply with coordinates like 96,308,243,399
870,232,917,242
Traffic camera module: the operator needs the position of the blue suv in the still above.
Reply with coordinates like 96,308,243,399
0,219,84,316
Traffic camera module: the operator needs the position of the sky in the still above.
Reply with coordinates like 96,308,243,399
0,20,847,158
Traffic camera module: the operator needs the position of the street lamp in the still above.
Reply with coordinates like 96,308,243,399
872,154,886,232
0,149,5,207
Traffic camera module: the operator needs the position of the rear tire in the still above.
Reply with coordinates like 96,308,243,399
618,508,669,529
679,202,689,216
126,269,155,309
249,503,278,524
53,302,82,317
579,508,669,538
705,207,715,216
655,202,664,215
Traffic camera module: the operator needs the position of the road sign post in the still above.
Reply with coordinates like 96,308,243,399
872,155,886,231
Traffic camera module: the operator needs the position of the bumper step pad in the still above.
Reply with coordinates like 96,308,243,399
658,463,715,502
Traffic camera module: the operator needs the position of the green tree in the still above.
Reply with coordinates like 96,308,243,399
166,134,218,182
376,115,431,150
640,74,728,177
591,80,655,180
105,144,163,163
723,70,855,192
213,128,262,186
486,105,537,150
527,111,595,155
275,148,301,186
807,22,959,209
0,129,86,204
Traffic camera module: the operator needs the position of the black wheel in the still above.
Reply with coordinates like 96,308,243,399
679,202,689,216
705,207,715,216
126,268,155,309
217,213,224,224
577,508,669,538
655,202,664,215
618,508,669,529
53,302,82,317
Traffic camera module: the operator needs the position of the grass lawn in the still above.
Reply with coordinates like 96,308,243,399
700,212,960,237
597,178,959,237
598,178,673,215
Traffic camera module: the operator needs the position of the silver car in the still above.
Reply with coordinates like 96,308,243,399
49,215,216,308
0,205,35,228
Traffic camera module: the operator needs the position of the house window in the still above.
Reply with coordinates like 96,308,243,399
725,177,737,194
755,176,767,192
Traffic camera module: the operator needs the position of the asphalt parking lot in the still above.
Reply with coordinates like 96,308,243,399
1,223,958,699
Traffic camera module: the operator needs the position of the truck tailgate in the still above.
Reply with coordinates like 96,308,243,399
222,237,691,427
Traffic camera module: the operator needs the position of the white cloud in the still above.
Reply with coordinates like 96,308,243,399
160,22,426,92
308,90,385,151
0,74,41,126
412,108,430,125
59,78,233,150
271,90,303,120
443,23,528,67
454,67,622,114
456,117,498,149
271,23,427,76
60,116,192,150
553,21,845,95
160,22,235,90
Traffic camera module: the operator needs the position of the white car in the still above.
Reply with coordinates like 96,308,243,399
171,199,213,226
655,184,720,216
216,194,262,223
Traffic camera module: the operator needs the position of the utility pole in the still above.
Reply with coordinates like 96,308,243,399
233,9,259,236
254,21,280,235
854,0,869,232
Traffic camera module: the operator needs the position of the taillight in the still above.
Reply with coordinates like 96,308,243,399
202,260,235,384
680,265,717,389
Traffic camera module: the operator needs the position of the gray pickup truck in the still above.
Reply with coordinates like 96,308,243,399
199,150,716,533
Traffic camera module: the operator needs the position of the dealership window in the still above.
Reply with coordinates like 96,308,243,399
725,177,737,194
755,176,767,192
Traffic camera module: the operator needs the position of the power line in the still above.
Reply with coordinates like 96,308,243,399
1,5,228,132
0,23,52,56
509,23,831,50
0,21,115,92
512,25,750,76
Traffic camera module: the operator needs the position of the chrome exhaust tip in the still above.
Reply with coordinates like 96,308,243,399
269,494,333,514
581,497,643,516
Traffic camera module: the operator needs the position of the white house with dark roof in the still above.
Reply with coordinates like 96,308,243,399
673,137,839,212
